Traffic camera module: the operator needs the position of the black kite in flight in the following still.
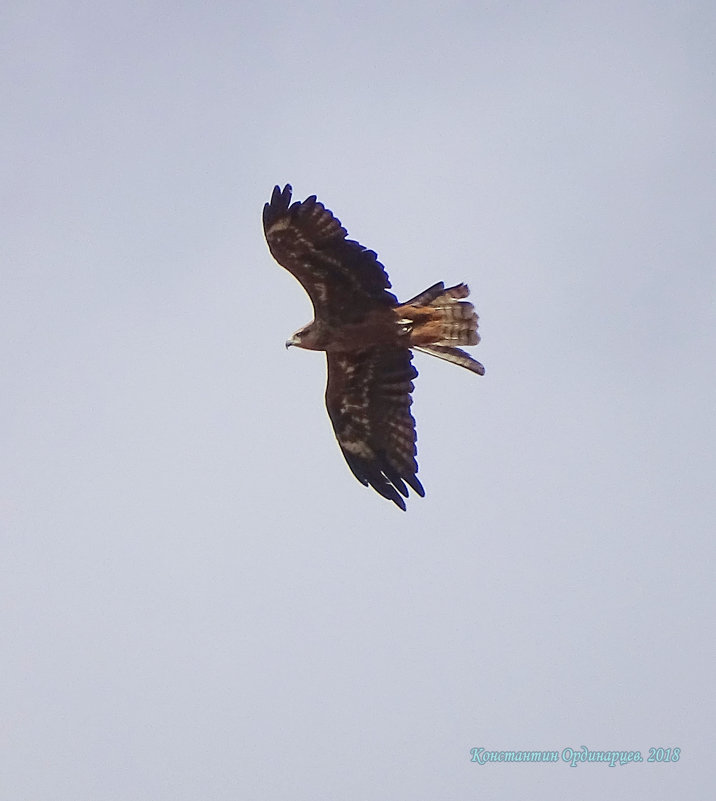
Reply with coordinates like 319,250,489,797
263,184,484,510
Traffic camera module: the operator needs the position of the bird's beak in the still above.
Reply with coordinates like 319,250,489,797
285,336,297,350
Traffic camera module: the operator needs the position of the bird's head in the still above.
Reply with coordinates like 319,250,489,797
285,329,303,349
285,322,323,351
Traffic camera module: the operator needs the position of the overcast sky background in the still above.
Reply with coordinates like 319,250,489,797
2,1,715,799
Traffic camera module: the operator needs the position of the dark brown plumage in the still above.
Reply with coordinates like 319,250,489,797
263,184,484,510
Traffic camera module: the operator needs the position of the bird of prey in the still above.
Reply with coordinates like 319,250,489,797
263,184,484,510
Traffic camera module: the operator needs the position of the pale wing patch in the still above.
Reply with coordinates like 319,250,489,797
265,216,293,234
341,438,375,458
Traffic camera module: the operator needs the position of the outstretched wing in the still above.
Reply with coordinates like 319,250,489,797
325,346,425,510
263,184,397,323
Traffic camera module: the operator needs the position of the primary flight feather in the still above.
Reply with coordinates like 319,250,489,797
263,184,484,510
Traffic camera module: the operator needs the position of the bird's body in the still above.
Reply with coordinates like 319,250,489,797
263,184,484,510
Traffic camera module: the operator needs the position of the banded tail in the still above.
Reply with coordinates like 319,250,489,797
396,282,485,375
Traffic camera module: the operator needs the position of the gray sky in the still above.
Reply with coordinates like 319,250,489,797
2,1,715,798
